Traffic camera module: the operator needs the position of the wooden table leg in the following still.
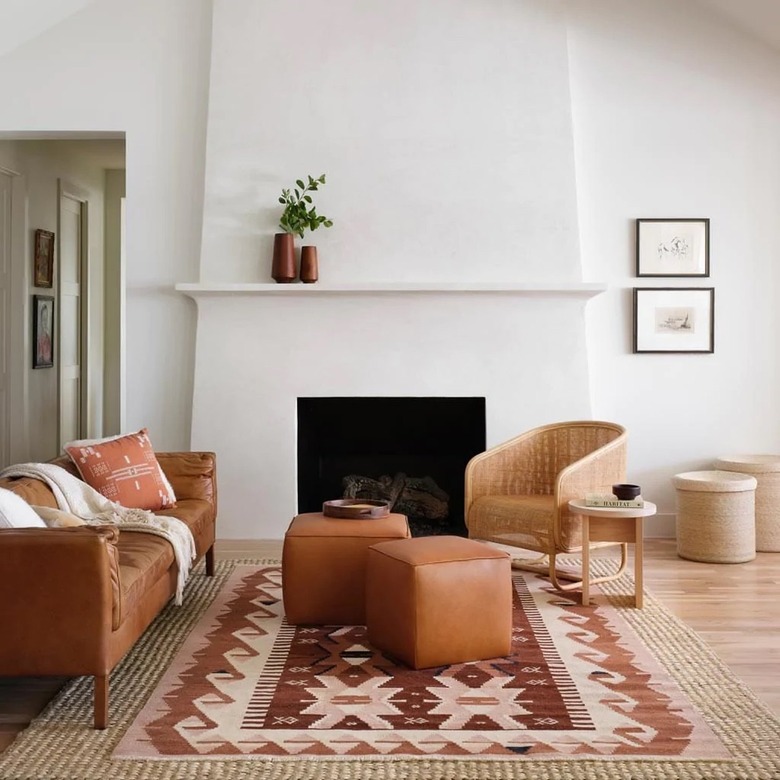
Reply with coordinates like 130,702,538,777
581,516,590,606
635,517,644,608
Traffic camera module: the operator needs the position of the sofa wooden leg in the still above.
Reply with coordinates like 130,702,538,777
206,545,216,577
94,674,108,729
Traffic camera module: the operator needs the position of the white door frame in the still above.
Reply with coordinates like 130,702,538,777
57,178,90,447
103,170,126,435
0,164,28,464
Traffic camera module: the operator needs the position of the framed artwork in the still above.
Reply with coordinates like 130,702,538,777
32,295,54,369
33,229,55,288
636,218,709,277
633,287,714,354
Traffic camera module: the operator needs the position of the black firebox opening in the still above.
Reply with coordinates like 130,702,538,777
297,397,486,536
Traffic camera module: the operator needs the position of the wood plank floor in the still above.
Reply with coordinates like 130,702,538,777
1,539,778,754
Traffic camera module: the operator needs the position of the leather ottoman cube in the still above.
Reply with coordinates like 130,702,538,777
282,511,410,625
366,535,512,669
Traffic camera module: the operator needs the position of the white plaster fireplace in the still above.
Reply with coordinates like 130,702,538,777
182,0,605,538
181,283,603,538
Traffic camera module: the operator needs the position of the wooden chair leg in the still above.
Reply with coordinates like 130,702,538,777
512,547,630,595
512,552,584,591
94,674,108,729
547,551,586,592
206,544,216,576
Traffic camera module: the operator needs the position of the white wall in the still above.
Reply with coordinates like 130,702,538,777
0,0,213,451
0,0,96,57
0,139,115,460
569,1,780,532
198,0,780,537
3,0,778,539
201,0,581,285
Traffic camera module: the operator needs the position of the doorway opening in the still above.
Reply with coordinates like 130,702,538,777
0,133,126,460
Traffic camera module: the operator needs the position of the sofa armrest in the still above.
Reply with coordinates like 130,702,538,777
0,526,120,675
156,452,217,509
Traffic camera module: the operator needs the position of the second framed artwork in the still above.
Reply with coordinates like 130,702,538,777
32,294,55,369
633,288,714,354
636,218,709,277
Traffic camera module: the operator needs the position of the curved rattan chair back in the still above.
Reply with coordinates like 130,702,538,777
465,421,627,556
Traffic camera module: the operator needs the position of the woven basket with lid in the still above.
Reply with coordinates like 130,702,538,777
673,470,757,563
715,455,780,552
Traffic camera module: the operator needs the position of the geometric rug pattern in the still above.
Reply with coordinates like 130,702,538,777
1,558,778,780
115,565,726,760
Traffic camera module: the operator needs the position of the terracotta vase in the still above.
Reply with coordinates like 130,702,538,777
271,233,297,283
299,246,319,283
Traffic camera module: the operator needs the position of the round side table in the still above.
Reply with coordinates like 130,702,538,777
568,499,657,608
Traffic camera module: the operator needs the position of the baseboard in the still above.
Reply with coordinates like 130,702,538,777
645,513,676,539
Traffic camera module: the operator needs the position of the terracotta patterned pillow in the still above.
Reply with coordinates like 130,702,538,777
64,429,176,511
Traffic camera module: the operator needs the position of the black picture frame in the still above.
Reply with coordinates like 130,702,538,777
33,229,55,288
32,295,55,369
636,218,709,277
633,287,714,354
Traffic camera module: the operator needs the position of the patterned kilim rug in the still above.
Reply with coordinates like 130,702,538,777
1,558,779,780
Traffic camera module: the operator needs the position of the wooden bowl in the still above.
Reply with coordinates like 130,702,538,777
322,499,390,519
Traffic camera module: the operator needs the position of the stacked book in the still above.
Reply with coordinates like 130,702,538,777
585,494,644,508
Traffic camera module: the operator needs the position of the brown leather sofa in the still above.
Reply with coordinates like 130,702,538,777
0,451,217,729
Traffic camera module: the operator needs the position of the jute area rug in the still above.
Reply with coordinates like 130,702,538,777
1,559,779,780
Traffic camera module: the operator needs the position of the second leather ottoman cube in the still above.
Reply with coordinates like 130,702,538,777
366,535,512,669
282,511,410,625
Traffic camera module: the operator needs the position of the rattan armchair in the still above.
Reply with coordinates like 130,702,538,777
465,420,628,591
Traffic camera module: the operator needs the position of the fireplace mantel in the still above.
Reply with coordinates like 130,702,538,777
176,281,607,298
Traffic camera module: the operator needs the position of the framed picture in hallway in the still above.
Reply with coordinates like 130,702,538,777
32,295,54,369
633,287,714,354
33,229,55,288
636,218,709,277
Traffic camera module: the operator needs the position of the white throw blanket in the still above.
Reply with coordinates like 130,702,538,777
0,462,196,604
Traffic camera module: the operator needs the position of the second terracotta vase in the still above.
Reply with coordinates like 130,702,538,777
300,246,319,283
271,233,297,283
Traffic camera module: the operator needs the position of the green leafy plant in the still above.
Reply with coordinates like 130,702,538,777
278,174,334,239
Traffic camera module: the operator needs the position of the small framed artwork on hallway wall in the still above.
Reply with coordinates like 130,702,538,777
633,287,714,354
636,218,709,277
32,295,54,369
33,229,54,288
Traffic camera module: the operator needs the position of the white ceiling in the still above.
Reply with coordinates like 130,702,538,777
1,1,778,66
696,0,780,51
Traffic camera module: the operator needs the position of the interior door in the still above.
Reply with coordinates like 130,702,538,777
0,170,11,467
58,185,88,448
